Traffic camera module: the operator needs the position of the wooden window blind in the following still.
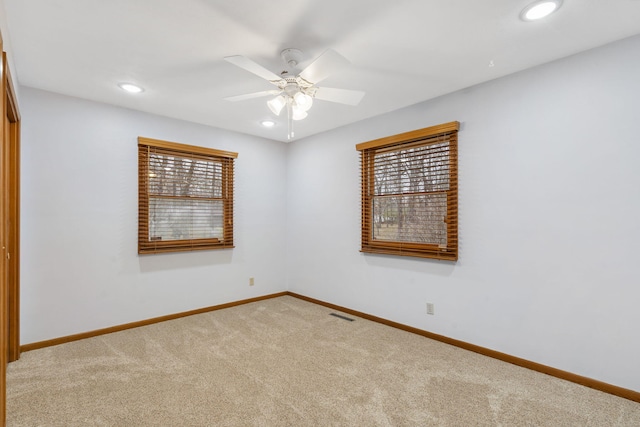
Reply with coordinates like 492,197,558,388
138,137,237,254
356,121,459,261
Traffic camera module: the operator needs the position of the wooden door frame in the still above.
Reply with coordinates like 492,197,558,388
0,29,7,427
1,31,21,427
4,52,20,363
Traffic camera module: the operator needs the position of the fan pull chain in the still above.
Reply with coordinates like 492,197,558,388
287,98,294,140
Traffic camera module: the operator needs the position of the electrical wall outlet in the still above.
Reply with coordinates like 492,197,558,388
249,277,255,286
426,302,435,315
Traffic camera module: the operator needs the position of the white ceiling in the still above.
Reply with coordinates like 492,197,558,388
4,0,640,142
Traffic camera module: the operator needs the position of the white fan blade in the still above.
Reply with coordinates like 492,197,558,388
314,87,365,106
224,90,281,102
224,55,284,83
299,49,350,84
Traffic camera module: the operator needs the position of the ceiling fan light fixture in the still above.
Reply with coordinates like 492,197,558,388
520,0,562,21
267,95,286,116
292,107,308,121
294,91,313,111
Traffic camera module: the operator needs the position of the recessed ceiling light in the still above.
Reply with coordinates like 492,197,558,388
520,0,562,21
118,82,144,93
261,120,276,128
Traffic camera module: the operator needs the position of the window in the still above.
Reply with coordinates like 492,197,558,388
356,121,459,260
138,137,237,254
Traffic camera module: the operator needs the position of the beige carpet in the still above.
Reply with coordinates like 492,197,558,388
6,296,640,426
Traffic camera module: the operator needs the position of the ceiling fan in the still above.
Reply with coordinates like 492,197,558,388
224,48,365,140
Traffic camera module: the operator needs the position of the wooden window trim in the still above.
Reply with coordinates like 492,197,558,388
357,121,459,261
355,122,459,151
137,137,238,160
138,137,237,254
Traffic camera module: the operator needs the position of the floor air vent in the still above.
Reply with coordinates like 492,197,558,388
329,313,355,322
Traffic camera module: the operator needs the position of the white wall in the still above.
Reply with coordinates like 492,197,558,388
286,35,640,392
20,88,288,344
